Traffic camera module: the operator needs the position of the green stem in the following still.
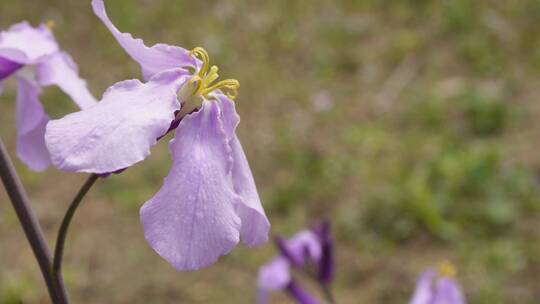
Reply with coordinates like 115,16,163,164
52,174,98,286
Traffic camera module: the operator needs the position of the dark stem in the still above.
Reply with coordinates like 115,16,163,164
321,283,336,304
0,138,69,303
52,174,98,281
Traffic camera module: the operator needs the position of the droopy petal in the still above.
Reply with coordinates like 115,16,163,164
36,52,97,109
45,69,189,174
257,257,291,304
410,270,437,304
140,100,241,271
91,0,196,80
0,22,58,64
433,277,466,304
216,94,270,247
15,76,51,171
0,56,22,80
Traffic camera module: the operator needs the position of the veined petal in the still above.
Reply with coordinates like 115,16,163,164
36,52,97,109
91,0,196,80
0,56,23,80
15,76,51,171
140,100,241,271
257,257,291,304
410,270,437,304
216,94,270,247
0,22,58,64
433,277,466,304
45,69,189,174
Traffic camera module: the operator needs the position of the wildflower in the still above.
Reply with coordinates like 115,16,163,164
45,0,269,271
0,21,96,171
257,223,334,304
410,261,466,304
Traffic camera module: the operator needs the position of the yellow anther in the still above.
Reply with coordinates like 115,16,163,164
190,47,210,78
438,260,457,278
187,47,240,100
46,20,55,30
202,79,240,100
204,66,220,86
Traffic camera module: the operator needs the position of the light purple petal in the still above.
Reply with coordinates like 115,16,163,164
257,257,291,304
140,100,241,271
15,76,51,171
433,277,466,304
410,270,437,304
45,69,189,174
286,230,322,266
215,94,270,247
36,52,97,109
91,0,196,80
0,22,58,64
258,257,291,291
0,56,23,80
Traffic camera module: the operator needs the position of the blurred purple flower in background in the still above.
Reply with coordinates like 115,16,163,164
0,21,96,171
410,261,466,304
258,222,334,304
44,0,269,271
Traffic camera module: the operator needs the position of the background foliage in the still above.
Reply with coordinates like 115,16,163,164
1,0,540,303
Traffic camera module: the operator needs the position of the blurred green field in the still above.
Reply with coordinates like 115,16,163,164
1,0,540,303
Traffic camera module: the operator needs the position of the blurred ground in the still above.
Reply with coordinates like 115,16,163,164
1,0,540,303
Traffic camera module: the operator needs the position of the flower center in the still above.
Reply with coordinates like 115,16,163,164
188,47,240,100
46,20,55,30
437,260,457,278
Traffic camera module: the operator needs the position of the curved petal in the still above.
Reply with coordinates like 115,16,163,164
0,56,23,80
140,100,241,271
286,280,320,304
433,277,466,304
36,52,97,109
410,270,436,304
91,0,196,80
45,69,189,174
0,22,58,64
15,76,51,171
281,230,322,267
257,257,291,304
216,94,270,247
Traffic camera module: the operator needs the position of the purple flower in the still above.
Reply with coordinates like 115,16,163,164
410,262,466,304
45,0,269,271
257,224,334,304
0,21,96,171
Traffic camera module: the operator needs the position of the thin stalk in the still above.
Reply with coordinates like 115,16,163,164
52,174,98,280
321,283,336,304
0,138,69,303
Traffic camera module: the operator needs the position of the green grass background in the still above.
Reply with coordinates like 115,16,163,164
1,0,540,303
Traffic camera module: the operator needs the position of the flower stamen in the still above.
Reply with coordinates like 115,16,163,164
190,47,210,78
188,47,240,100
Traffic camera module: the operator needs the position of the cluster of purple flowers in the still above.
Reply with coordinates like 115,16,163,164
0,21,96,171
257,222,334,304
1,1,470,302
